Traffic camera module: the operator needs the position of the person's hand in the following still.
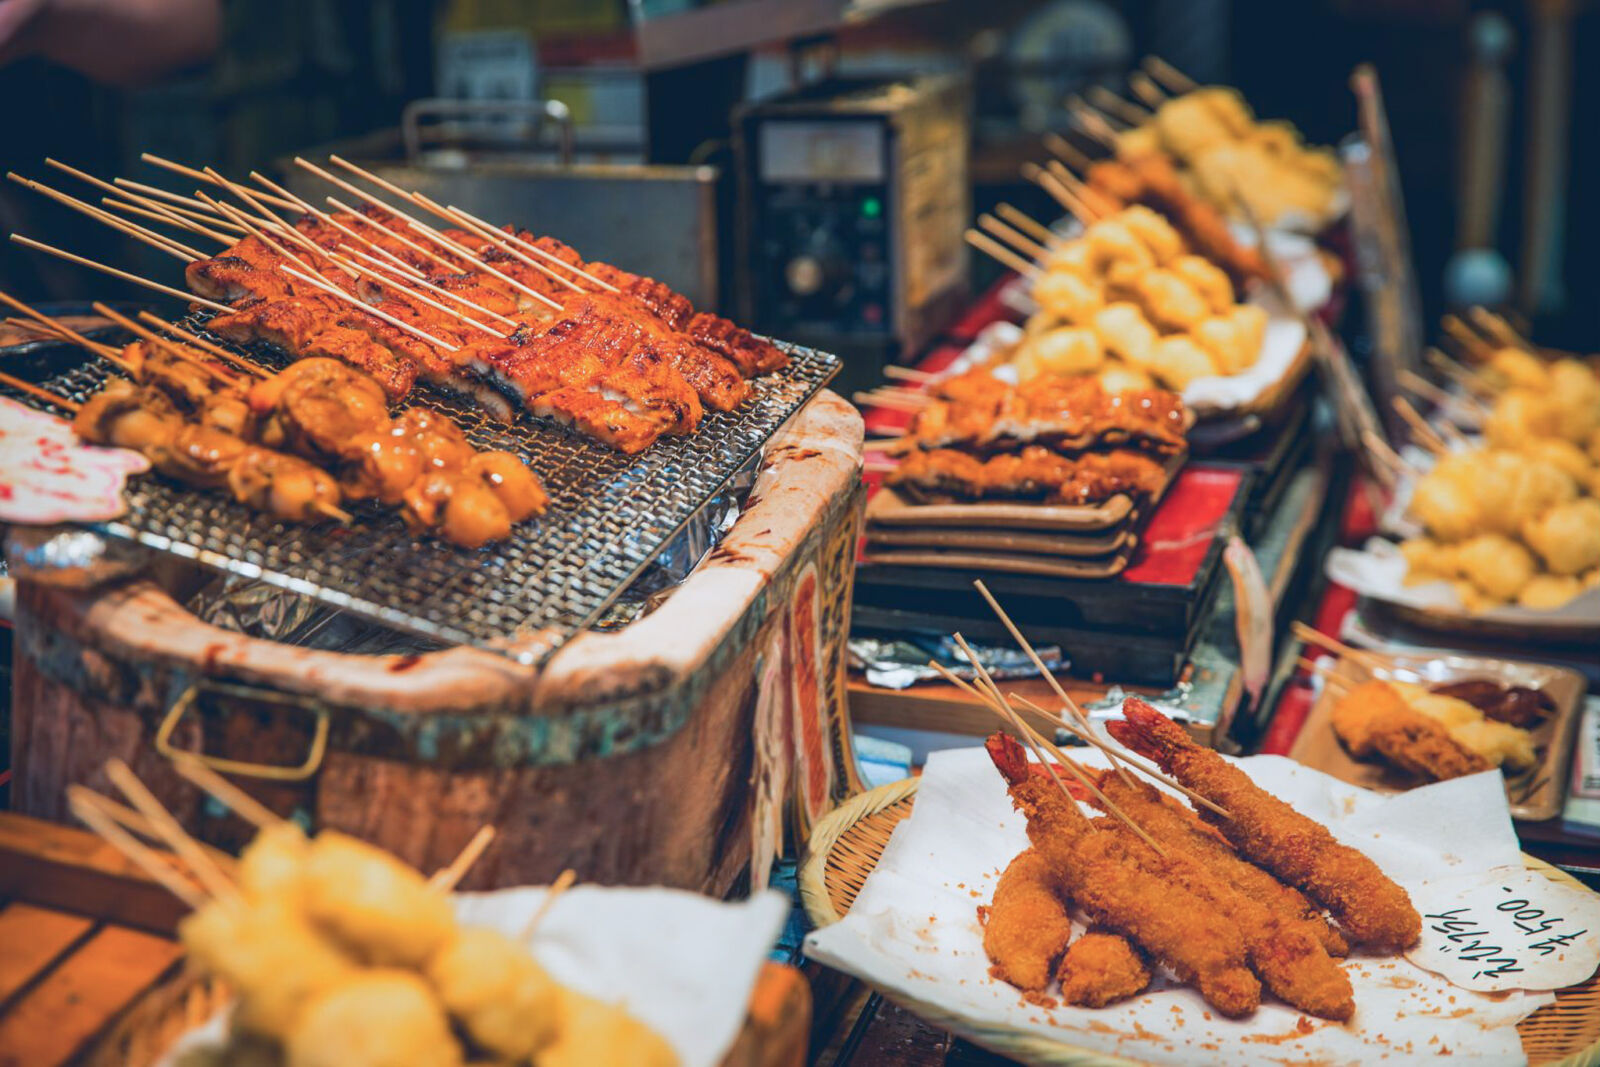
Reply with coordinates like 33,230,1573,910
0,0,47,66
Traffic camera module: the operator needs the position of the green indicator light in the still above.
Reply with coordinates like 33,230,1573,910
861,196,882,219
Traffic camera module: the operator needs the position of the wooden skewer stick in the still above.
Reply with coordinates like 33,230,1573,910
1395,368,1458,410
969,579,1134,786
1467,307,1533,351
91,302,240,386
1128,72,1167,108
415,194,585,295
137,312,269,378
1142,56,1197,94
9,234,230,312
1087,85,1152,126
1425,347,1497,398
111,179,251,234
1022,163,1095,224
339,257,505,338
313,501,354,525
1007,694,1230,818
67,786,207,909
941,641,1169,857
428,825,497,892
0,287,118,356
1042,132,1093,174
168,754,284,829
41,158,236,247
105,758,241,905
882,365,938,383
977,213,1048,261
0,367,80,411
200,194,318,272
995,203,1060,249
141,153,301,211
519,868,577,942
322,194,463,277
1441,315,1493,360
338,245,517,328
1289,621,1389,671
440,202,619,294
1046,160,1118,218
104,198,232,245
248,171,428,282
280,264,461,352
204,166,355,277
1391,396,1449,455
1066,99,1126,146
852,391,927,412
1295,656,1352,690
9,173,201,262
965,228,1041,279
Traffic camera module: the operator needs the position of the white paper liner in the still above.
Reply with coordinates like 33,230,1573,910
1326,537,1600,628
157,885,788,1067
805,746,1557,1067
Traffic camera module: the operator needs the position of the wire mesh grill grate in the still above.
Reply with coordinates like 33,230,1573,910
6,319,838,663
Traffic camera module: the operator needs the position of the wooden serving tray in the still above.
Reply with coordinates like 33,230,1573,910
1288,652,1587,822
0,812,808,1067
864,523,1133,558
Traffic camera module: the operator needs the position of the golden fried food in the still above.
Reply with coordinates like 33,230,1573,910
236,821,311,904
180,899,358,1040
1169,255,1235,316
1485,348,1551,391
1110,698,1421,951
982,848,1075,992
1519,573,1585,610
1522,498,1600,576
1399,538,1460,586
1456,533,1537,603
1091,303,1159,366
285,970,462,1067
1032,271,1104,325
536,986,679,1067
1145,335,1218,390
1013,326,1104,381
1090,772,1347,958
1546,361,1600,442
1133,270,1210,333
427,926,561,1060
986,733,1261,1018
1518,438,1594,484
1056,932,1151,1008
1331,680,1493,783
1118,204,1185,265
1083,219,1158,274
1097,364,1156,393
1193,305,1267,376
303,830,458,967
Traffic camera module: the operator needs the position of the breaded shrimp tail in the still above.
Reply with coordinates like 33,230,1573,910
1109,699,1421,951
1057,932,1151,1008
983,849,1074,992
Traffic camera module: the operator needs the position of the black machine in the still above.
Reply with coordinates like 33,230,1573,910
735,74,971,393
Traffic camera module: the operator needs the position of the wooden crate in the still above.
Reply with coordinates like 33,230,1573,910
0,811,809,1067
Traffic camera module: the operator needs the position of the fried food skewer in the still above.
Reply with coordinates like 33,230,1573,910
982,848,1076,993
1109,697,1422,951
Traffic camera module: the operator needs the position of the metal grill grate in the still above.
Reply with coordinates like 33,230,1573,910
7,320,838,663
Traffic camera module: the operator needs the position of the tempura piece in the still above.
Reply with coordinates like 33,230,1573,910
982,848,1075,992
1043,239,1098,279
237,821,311,904
986,733,1261,1018
303,830,458,967
1097,364,1156,393
1145,336,1217,390
1399,538,1461,586
1056,932,1151,1008
1014,326,1104,381
1119,204,1185,265
1092,303,1159,366
1485,348,1551,391
285,970,462,1067
180,899,357,1040
1546,360,1600,442
1169,255,1235,315
1033,271,1104,325
1519,573,1585,610
1083,219,1157,274
1133,270,1210,333
537,986,679,1067
1456,533,1537,603
1518,438,1594,485
1522,498,1600,576
1331,680,1492,783
1110,698,1421,951
428,926,561,1060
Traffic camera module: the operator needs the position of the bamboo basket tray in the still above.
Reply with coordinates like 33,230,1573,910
799,778,1600,1067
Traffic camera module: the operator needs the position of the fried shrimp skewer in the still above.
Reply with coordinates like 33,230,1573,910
1090,771,1348,957
1056,932,1151,1008
1109,698,1421,951
982,848,1076,993
986,734,1262,1018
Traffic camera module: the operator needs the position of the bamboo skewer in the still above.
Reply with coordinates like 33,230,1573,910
204,167,355,278
969,578,1134,786
1042,132,1093,174
9,173,202,263
995,203,1060,249
141,153,301,212
328,251,505,338
1468,307,1532,351
9,235,230,312
1023,164,1098,224
105,758,241,906
977,213,1048,261
965,228,1041,279
1441,315,1493,361
112,179,251,234
279,265,461,352
442,202,619,294
0,368,80,411
169,755,284,830
1289,621,1390,673
1425,347,1497,398
339,245,516,328
1087,85,1152,126
200,194,318,272
46,158,236,246
67,786,207,909
91,303,240,385
137,312,269,378
323,195,462,276
250,171,429,282
519,868,578,942
1395,368,1459,410
1142,56,1197,94
1046,160,1117,218
1391,396,1449,455
415,194,586,296
0,287,118,356
428,826,497,892
1066,100,1125,146
1128,72,1167,108
103,198,232,244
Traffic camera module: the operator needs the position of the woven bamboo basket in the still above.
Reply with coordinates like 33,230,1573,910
799,778,1600,1067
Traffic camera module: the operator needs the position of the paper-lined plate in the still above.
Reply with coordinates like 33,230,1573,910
802,747,1598,1067
1288,650,1586,821
863,522,1135,558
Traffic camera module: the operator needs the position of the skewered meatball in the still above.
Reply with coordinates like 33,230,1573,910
1169,254,1235,315
426,926,560,1060
1032,271,1104,324
1145,335,1217,390
1519,573,1584,610
226,448,345,523
1119,204,1185,264
1456,533,1537,603
72,379,182,453
1132,270,1210,333
1091,303,1159,365
467,451,548,522
284,970,462,1067
301,830,458,968
1193,305,1267,375
1521,498,1600,575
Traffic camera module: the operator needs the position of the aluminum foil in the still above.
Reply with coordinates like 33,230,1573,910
848,634,1067,691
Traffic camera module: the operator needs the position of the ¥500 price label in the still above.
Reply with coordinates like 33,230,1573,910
1407,867,1600,993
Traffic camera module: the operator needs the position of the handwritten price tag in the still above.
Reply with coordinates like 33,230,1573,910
1406,866,1600,992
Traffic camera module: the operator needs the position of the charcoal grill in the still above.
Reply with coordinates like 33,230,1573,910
3,316,838,664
